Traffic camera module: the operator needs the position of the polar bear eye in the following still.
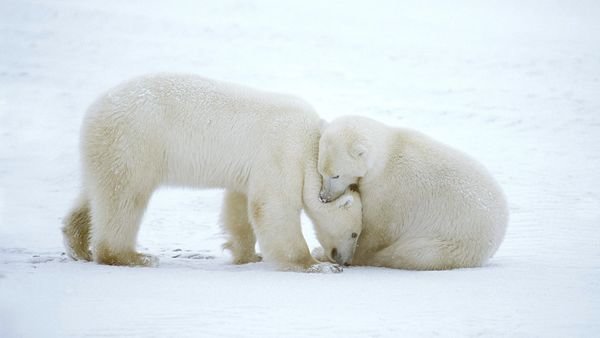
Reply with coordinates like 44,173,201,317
332,175,340,179
351,232,358,239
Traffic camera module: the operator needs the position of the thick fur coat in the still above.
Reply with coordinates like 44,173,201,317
317,116,508,270
63,74,361,272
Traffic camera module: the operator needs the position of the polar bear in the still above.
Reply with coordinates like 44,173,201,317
62,74,362,272
316,115,508,270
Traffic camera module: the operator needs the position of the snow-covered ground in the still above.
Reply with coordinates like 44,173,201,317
1,0,599,336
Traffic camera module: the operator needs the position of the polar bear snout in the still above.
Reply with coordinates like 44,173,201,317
319,184,346,203
315,231,359,266
329,235,359,266
319,191,334,203
319,174,358,203
330,248,353,266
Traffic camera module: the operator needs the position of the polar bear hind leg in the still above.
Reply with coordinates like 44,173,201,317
221,190,262,264
62,193,92,261
366,237,481,270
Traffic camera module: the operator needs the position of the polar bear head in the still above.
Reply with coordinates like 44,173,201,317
308,191,362,266
318,117,373,203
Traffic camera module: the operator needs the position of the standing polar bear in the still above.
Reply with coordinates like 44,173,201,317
317,116,508,270
62,73,362,272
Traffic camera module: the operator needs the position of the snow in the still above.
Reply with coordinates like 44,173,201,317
1,0,599,336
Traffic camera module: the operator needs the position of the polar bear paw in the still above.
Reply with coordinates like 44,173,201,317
306,262,344,273
64,244,92,262
95,247,159,267
311,247,330,263
137,253,160,267
232,253,263,265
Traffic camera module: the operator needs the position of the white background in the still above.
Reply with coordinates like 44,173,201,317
1,1,599,337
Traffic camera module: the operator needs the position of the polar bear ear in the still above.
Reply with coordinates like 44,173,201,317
336,195,354,209
350,143,367,159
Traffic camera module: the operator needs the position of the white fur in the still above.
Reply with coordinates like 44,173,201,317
62,73,361,272
317,116,508,270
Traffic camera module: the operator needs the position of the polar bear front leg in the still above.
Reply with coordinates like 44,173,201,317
220,190,262,264
248,192,342,273
90,188,157,267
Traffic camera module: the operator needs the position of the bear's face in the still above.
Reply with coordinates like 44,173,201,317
318,131,368,203
312,192,362,266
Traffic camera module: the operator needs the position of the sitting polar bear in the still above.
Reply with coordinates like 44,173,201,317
316,116,508,270
62,73,362,273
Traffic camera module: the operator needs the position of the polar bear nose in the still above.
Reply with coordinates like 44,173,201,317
319,191,332,203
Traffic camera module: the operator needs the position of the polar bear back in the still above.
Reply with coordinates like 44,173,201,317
80,73,320,192
359,126,508,266
318,115,508,269
386,128,506,232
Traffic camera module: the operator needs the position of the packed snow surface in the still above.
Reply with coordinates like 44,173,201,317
1,0,599,337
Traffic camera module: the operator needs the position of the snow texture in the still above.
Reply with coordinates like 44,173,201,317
1,0,599,337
